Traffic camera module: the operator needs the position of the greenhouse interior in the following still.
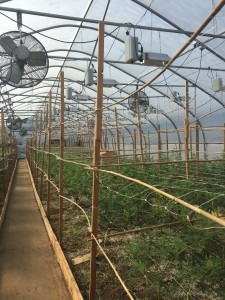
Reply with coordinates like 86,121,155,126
1,0,225,299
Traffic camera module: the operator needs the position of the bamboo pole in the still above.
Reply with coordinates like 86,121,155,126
104,126,107,149
36,111,43,192
157,124,161,162
34,115,38,185
1,109,5,196
184,80,189,178
148,131,151,160
86,116,91,157
30,137,33,176
224,123,225,155
190,126,193,160
133,129,137,163
40,105,48,201
166,129,169,160
115,108,120,166
47,91,52,217
59,71,65,246
122,134,125,156
89,21,104,300
196,124,200,180
96,168,225,228
136,100,144,168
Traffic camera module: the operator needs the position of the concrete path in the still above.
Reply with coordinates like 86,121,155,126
0,160,71,300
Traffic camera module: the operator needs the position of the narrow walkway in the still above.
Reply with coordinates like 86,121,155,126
0,160,71,300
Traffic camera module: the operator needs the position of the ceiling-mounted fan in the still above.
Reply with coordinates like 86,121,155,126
128,91,149,114
6,115,27,130
0,31,49,88
19,127,27,136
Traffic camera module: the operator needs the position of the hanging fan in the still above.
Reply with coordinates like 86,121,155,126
128,91,149,114
6,115,26,130
19,127,27,136
0,31,49,88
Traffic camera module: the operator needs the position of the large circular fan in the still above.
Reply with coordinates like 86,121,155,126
0,31,49,88
128,91,149,114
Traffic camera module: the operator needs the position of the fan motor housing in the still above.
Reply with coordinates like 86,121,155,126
14,45,30,61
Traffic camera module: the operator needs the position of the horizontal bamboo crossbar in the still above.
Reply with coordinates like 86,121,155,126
87,168,225,228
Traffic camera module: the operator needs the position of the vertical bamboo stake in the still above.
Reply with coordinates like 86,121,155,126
133,129,137,162
47,91,52,217
148,131,151,160
136,100,144,168
166,129,169,160
36,111,43,192
157,124,161,161
30,137,33,176
104,126,107,149
224,123,225,155
34,115,38,186
196,124,200,180
89,21,104,300
190,126,193,160
59,71,64,246
86,116,91,157
184,80,189,178
115,108,120,165
122,134,125,156
40,104,48,201
1,108,5,196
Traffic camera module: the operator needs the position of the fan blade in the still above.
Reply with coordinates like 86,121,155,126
0,36,17,56
22,118,28,123
5,63,23,84
28,51,46,66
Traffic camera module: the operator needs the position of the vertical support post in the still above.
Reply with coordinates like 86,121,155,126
59,72,64,246
157,124,161,161
133,129,137,163
86,115,91,155
34,115,38,185
136,100,144,168
104,126,107,149
190,126,193,160
122,134,125,156
89,21,104,300
30,137,33,176
224,123,225,155
115,108,120,165
196,124,200,180
47,91,52,217
184,80,189,178
1,108,6,196
40,104,48,201
166,129,169,160
36,111,43,193
148,131,151,160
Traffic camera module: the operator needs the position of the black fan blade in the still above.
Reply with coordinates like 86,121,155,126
5,63,23,84
0,36,17,56
22,118,28,123
28,51,46,66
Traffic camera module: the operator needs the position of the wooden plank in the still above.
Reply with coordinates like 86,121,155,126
72,253,91,266
0,159,17,230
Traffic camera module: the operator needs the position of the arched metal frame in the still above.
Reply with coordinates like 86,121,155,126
0,5,224,151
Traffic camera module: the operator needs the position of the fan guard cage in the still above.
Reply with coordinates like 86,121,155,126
6,115,23,130
128,91,149,113
0,31,49,88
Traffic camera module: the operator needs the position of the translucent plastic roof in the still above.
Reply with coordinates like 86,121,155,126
0,0,225,139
